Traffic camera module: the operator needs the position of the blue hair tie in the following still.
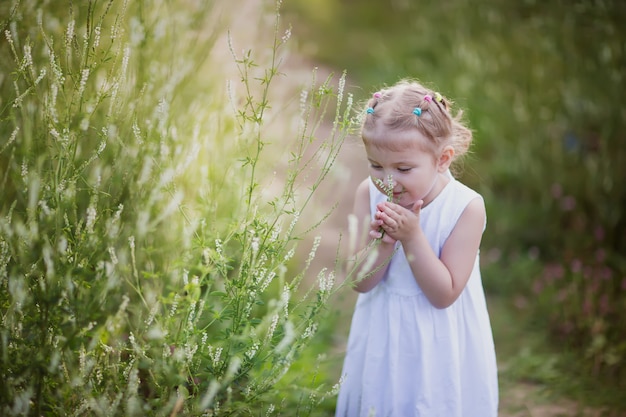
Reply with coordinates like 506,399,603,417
413,107,422,116
367,107,375,114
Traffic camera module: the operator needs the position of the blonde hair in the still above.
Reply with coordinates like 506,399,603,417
362,79,472,161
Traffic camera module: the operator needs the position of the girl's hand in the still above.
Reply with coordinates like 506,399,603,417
369,217,397,244
374,200,424,242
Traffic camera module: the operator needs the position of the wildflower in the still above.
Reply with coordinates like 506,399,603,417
284,248,295,262
33,70,47,90
373,174,395,201
86,205,97,233
170,294,179,317
187,301,196,328
78,68,90,97
302,323,317,339
4,30,15,54
251,236,260,254
287,212,300,234
267,314,279,342
93,26,101,49
110,21,119,41
79,347,86,376
306,236,321,268
261,271,277,292
300,89,308,117
254,267,267,284
330,375,345,396
246,341,259,359
281,26,291,43
215,239,223,257
132,121,142,143
145,302,158,326
108,247,118,265
49,51,64,84
121,45,130,77
21,44,33,73
49,127,60,141
202,247,211,266
185,342,198,363
20,161,28,182
1,126,19,154
319,269,335,294
337,71,346,106
208,346,222,367
65,20,75,48
280,285,290,317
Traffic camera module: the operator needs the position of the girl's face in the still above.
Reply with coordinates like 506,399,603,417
365,131,452,209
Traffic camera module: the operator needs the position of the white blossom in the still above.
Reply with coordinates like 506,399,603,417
78,68,89,97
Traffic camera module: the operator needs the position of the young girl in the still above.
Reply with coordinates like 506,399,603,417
336,80,498,417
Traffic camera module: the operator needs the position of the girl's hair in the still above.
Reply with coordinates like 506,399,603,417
362,79,472,162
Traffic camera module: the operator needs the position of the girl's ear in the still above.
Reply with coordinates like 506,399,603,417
437,145,455,172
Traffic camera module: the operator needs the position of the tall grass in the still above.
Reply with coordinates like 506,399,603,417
0,0,354,415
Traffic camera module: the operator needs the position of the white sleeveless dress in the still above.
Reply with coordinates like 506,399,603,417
335,174,498,417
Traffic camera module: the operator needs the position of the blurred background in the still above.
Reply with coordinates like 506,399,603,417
280,0,626,415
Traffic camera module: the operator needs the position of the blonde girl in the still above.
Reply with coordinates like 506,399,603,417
336,80,498,417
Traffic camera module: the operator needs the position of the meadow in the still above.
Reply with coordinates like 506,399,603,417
0,0,355,415
1,0,625,416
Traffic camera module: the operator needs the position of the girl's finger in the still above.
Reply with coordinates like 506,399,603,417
412,200,424,213
369,229,383,239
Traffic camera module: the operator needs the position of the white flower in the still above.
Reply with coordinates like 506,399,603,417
108,246,118,265
78,68,89,97
281,26,291,43
85,205,97,233
93,26,101,49
251,237,260,254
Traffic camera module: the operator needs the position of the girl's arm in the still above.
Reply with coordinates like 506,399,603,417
400,197,486,308
347,179,396,293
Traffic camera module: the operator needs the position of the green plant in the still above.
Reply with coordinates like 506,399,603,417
0,0,354,415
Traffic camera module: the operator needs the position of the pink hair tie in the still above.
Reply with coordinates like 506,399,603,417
373,92,382,99
423,94,432,102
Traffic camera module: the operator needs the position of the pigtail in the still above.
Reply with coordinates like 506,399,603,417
364,90,386,129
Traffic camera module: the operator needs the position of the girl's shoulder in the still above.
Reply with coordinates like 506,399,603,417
450,178,482,203
445,178,486,230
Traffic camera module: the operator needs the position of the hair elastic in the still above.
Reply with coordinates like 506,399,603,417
373,92,382,99
367,107,375,114
413,107,422,116
434,92,443,103
423,94,432,102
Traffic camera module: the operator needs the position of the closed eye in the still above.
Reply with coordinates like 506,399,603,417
397,167,412,172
